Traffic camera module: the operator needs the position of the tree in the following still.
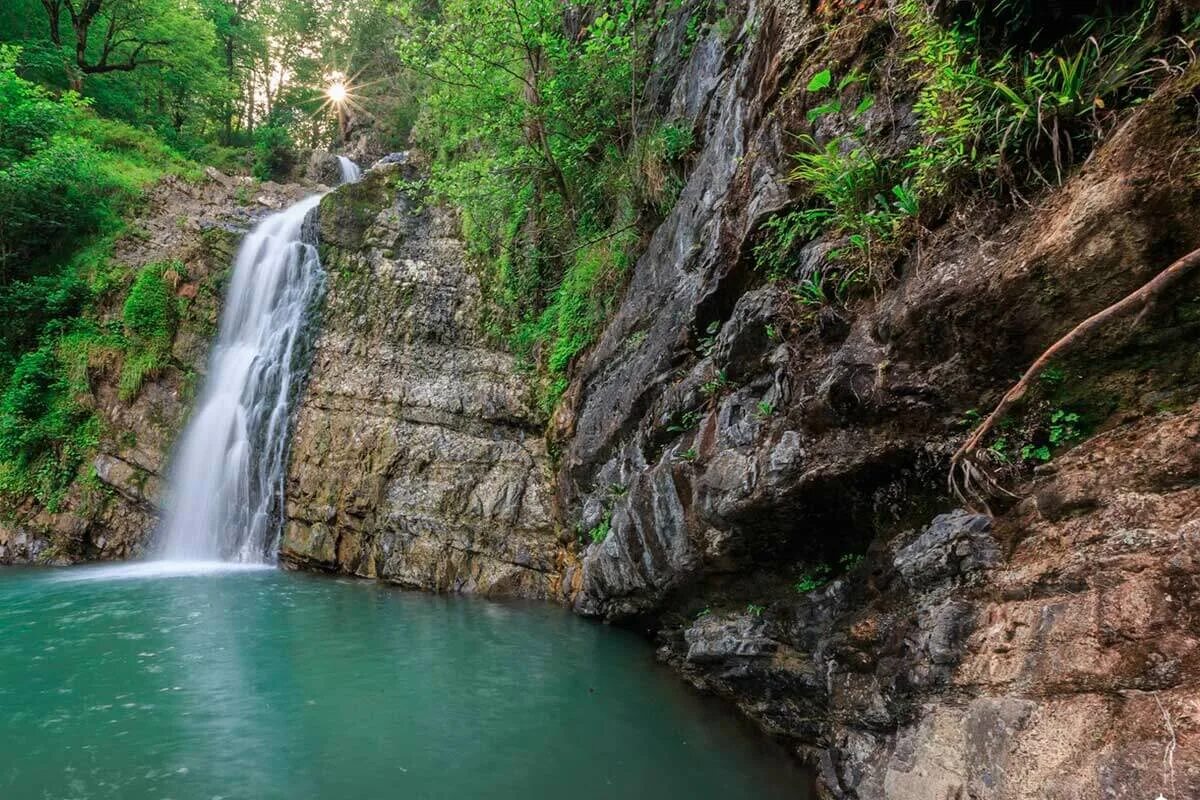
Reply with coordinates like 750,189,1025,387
38,0,172,78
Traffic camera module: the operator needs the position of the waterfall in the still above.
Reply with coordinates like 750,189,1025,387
158,159,359,563
336,155,361,184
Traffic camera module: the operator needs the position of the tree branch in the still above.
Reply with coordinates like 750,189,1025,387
950,244,1200,508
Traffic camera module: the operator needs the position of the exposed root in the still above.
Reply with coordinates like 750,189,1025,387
1154,691,1178,800
950,245,1200,508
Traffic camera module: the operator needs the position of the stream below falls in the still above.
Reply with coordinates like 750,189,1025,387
0,564,811,799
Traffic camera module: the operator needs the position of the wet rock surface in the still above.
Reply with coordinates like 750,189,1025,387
280,164,561,597
304,150,345,186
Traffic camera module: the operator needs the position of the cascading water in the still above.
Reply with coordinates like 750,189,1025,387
336,155,361,184
158,159,360,563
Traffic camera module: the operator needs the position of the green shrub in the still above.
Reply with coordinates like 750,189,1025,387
252,124,295,181
0,131,117,277
759,1,1186,304
0,341,99,509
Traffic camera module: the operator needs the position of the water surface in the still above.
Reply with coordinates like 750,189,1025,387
0,566,809,799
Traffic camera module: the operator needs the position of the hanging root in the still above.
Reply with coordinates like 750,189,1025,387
1154,691,1178,800
948,454,1012,515
950,245,1200,509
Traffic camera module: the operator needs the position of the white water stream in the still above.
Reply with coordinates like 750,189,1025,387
158,158,359,563
336,155,361,183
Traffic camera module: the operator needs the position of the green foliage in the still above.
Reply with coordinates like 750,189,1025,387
991,405,1085,466
754,72,915,288
589,513,612,545
696,320,721,358
120,262,179,400
400,0,687,413
793,563,832,594
790,268,860,308
251,124,294,181
745,603,765,618
794,552,864,594
667,409,700,433
758,1,1184,308
755,400,775,419
1048,409,1082,445
123,264,176,340
807,68,833,92
700,369,731,398
0,339,100,509
899,0,1178,193
0,54,116,275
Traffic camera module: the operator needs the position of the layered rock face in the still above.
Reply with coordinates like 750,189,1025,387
270,3,1200,795
0,172,313,564
280,164,561,598
547,3,1200,798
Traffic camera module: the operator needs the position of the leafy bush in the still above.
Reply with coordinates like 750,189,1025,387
252,124,295,181
0,341,99,508
755,87,915,285
123,263,176,340
0,51,119,276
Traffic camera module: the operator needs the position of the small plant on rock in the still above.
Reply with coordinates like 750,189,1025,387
696,320,721,357
794,563,832,593
588,512,612,544
700,369,731,399
667,409,700,433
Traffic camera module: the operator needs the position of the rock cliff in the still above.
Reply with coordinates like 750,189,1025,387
280,162,561,598
276,4,1200,797
547,3,1200,797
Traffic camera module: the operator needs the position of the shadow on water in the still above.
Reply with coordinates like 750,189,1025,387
0,565,813,800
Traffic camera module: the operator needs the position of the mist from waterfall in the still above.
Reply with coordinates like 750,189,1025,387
157,158,359,563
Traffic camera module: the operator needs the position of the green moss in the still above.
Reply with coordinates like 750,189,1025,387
119,262,179,401
124,264,175,340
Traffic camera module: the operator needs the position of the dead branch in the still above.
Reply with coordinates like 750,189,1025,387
950,244,1200,508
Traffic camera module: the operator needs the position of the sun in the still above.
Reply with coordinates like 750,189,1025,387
327,80,348,105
